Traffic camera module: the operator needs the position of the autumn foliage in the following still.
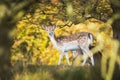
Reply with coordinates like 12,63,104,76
10,1,120,80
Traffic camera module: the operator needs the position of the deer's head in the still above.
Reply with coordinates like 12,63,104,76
42,25,56,37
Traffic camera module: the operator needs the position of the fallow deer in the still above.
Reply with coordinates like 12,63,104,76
42,25,94,66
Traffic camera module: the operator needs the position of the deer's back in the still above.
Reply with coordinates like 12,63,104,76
56,32,90,43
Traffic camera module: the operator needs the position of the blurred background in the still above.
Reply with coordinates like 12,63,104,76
0,0,120,80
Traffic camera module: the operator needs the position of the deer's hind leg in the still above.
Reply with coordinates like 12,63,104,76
81,51,88,66
81,47,94,66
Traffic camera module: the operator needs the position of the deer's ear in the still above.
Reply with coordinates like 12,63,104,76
41,24,47,30
53,24,57,30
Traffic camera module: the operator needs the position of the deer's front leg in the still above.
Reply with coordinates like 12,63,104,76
65,52,70,65
88,50,94,66
58,52,64,65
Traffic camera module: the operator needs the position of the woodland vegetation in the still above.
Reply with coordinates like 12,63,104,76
0,0,120,80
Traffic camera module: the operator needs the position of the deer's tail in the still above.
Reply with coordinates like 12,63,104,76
88,33,93,44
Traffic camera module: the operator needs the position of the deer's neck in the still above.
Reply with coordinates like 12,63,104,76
49,35,59,49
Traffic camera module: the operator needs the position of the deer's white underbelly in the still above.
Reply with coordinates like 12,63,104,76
64,45,79,51
61,41,80,51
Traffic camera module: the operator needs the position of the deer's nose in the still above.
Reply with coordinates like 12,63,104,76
49,33,53,36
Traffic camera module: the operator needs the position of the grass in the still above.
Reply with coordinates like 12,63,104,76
13,64,102,80
13,63,120,80
12,53,120,80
